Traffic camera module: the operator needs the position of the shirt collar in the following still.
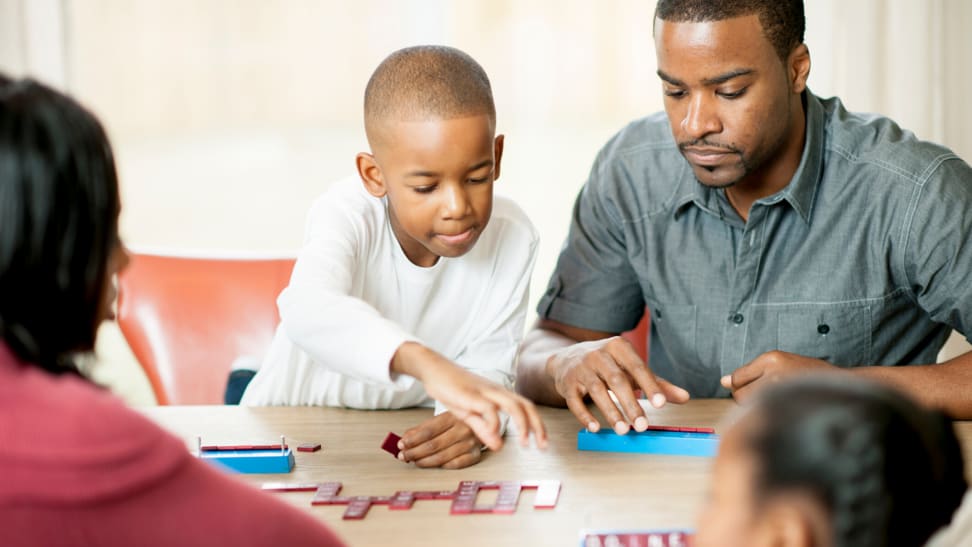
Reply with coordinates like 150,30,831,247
673,90,825,225
776,90,824,224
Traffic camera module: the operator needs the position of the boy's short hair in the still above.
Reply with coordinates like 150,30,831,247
363,45,495,145
654,0,805,61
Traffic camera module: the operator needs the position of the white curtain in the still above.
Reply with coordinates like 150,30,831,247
1,0,970,393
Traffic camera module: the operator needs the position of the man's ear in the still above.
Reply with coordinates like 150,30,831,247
492,134,505,182
789,43,811,94
356,152,386,198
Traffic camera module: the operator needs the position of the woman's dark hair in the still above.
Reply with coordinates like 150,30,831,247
746,376,967,547
0,74,120,374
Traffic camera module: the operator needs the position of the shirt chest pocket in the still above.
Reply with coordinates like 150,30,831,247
773,303,872,367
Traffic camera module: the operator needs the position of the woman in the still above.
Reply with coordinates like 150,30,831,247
695,375,967,547
0,75,344,547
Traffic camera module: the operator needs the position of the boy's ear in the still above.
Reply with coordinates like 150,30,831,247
492,134,505,183
356,152,387,198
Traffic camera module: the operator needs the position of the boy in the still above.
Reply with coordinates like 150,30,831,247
241,46,546,468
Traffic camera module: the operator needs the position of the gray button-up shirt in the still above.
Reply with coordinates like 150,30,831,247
537,91,972,397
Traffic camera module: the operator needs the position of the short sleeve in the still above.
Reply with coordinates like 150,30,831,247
905,156,972,344
536,153,646,333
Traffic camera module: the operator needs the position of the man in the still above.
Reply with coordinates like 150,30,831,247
516,0,972,433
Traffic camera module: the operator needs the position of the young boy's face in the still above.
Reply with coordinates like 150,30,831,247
357,114,502,267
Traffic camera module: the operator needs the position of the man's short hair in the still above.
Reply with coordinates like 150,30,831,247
655,0,805,61
364,45,495,143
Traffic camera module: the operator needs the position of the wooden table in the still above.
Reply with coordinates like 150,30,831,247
141,401,735,546
141,401,972,546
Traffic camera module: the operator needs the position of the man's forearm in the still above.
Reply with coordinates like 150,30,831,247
515,327,575,407
852,351,972,419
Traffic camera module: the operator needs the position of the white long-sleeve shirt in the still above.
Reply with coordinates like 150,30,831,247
241,177,538,413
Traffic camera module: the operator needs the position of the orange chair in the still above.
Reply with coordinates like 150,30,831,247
620,310,650,362
116,251,295,405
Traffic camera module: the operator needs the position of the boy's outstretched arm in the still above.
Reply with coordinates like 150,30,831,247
392,342,547,451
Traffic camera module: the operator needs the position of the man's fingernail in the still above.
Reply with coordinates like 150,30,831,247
614,421,630,435
397,441,405,449
634,416,649,431
587,421,599,432
651,393,666,408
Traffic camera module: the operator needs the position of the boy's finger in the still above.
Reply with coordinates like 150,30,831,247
523,400,548,448
440,448,483,470
400,414,451,448
486,391,529,447
463,414,502,451
412,438,480,469
401,428,454,461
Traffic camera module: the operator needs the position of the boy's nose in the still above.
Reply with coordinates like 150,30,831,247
442,183,469,218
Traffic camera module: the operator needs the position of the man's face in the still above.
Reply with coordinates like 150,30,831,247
654,15,800,189
367,114,500,267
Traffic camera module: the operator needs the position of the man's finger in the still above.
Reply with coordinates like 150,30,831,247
587,381,630,435
657,378,690,404
727,361,764,390
565,390,601,432
608,338,668,409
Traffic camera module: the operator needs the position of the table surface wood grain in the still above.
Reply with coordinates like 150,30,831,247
141,401,972,547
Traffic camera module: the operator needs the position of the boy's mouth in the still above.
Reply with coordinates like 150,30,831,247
435,228,476,246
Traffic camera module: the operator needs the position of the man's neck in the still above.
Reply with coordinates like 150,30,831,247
726,95,808,222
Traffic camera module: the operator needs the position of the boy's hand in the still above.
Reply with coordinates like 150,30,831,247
392,342,548,452
397,412,482,469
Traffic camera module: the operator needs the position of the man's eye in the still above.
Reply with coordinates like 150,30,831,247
664,89,686,98
414,185,436,194
718,88,747,99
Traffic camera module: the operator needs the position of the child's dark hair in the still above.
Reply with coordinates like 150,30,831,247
363,45,495,146
746,376,966,547
654,0,805,61
0,74,120,375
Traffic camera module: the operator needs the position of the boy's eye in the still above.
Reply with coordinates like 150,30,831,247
413,185,436,194
664,88,686,99
468,176,489,184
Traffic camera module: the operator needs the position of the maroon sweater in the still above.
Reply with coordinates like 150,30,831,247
0,343,345,547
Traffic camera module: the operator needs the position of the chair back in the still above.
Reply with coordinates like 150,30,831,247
116,251,295,405
621,310,650,362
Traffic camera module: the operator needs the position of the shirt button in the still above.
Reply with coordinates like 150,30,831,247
730,313,745,324
817,324,830,335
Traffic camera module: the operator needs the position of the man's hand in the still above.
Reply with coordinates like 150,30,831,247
397,412,483,469
547,336,689,435
393,342,547,452
721,350,838,401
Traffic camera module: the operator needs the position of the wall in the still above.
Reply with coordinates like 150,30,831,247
1,0,970,405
